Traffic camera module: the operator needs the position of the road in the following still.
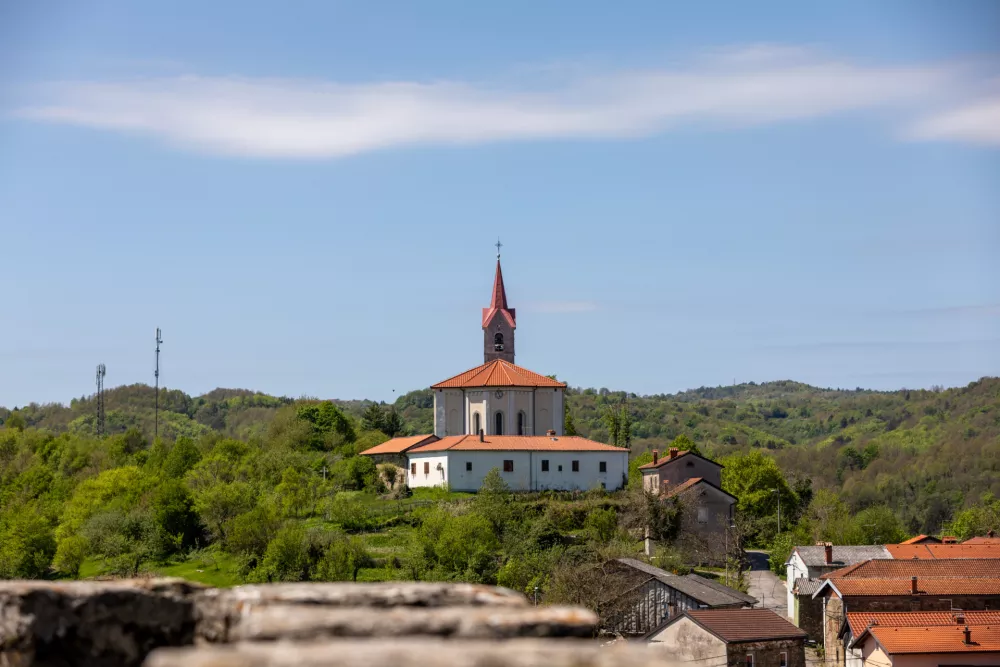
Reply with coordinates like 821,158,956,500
746,550,790,619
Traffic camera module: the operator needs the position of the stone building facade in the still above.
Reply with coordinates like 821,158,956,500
649,609,807,667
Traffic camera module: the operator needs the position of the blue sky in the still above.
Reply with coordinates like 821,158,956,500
1,1,998,407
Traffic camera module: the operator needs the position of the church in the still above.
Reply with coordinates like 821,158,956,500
361,249,629,492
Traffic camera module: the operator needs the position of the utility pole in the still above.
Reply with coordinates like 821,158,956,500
154,328,162,440
95,363,106,437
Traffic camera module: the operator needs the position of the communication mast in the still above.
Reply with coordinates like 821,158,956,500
154,328,163,440
95,363,106,437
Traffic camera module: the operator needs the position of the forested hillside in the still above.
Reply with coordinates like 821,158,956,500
1,377,997,588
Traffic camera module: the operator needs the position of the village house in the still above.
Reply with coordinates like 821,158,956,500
813,558,1000,667
360,252,629,492
784,544,890,637
847,611,1000,667
648,608,807,667
597,558,756,637
884,541,1000,559
897,534,942,545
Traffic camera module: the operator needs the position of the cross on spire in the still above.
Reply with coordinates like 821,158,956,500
495,238,503,259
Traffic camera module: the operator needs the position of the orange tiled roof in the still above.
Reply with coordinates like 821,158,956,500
359,434,438,455
827,577,1000,597
409,434,627,453
684,609,807,643
887,543,1000,559
431,359,566,389
822,558,1000,579
965,536,1000,544
865,624,1000,654
846,611,1000,637
900,534,941,545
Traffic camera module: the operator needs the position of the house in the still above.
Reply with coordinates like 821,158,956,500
401,433,629,492
898,534,941,545
639,448,722,491
964,531,1000,544
847,611,1000,667
647,608,807,667
843,611,1000,667
597,558,756,637
813,558,1000,666
359,252,630,492
885,542,1000,559
658,478,737,564
784,544,890,627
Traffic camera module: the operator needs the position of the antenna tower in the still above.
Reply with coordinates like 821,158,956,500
154,328,163,440
95,363,106,437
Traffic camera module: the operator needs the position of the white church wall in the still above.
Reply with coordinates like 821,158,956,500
442,449,629,492
466,391,486,435
512,391,532,435
552,389,564,436
407,452,450,488
433,390,446,437
444,390,463,435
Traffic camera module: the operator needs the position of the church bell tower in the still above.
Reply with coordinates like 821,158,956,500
482,240,516,364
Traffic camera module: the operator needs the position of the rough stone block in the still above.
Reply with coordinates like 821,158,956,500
0,579,204,667
144,638,677,667
222,605,598,642
194,582,528,643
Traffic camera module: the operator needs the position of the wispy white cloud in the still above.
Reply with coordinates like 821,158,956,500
12,46,996,158
905,96,1000,146
525,301,600,314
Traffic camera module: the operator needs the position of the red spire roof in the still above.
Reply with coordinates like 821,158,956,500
482,260,516,328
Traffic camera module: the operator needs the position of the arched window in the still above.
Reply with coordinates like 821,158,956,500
473,412,481,435
495,411,504,435
517,411,525,436
494,332,504,351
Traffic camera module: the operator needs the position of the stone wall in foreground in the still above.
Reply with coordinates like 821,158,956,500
0,578,685,667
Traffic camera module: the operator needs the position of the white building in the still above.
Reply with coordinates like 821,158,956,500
361,248,630,492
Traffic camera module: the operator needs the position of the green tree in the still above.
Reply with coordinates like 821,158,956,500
564,412,578,436
720,450,797,543
190,481,255,541
361,402,386,433
849,505,907,545
584,507,618,543
276,468,310,517
151,480,201,553
250,524,310,582
295,402,356,450
52,534,88,578
475,468,513,538
0,508,56,579
315,534,370,582
946,494,1000,540
381,410,405,438
164,436,202,478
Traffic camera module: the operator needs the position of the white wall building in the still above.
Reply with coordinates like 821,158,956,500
361,250,629,493
404,434,629,492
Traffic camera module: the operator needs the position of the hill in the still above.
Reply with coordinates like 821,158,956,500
3,376,998,534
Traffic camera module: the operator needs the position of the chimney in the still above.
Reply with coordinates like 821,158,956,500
669,447,679,459
479,429,484,443
954,612,965,625
546,429,556,437
911,576,918,594
652,450,659,465
824,543,833,565
964,626,972,645
943,536,958,544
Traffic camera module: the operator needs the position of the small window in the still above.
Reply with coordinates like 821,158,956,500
466,461,472,472
411,463,416,475
558,465,563,471
495,411,504,435
698,507,709,524
473,413,481,434
745,655,754,667
686,461,694,467
424,462,430,474
503,460,514,472
517,411,525,436
541,460,549,472
779,652,787,667
599,461,607,473
572,460,579,472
